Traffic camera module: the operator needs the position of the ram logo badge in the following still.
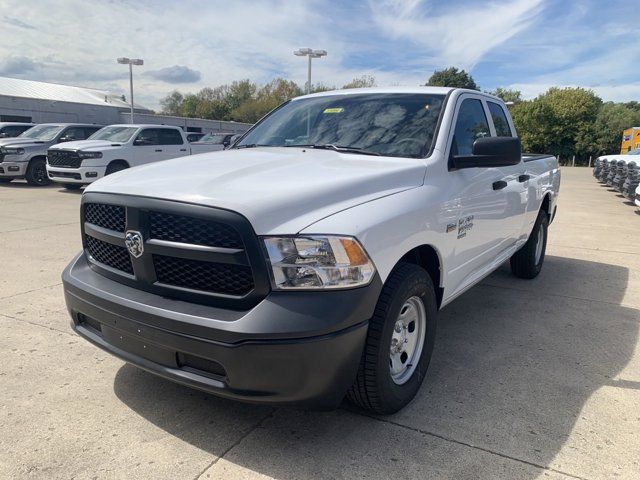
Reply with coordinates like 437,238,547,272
125,230,144,258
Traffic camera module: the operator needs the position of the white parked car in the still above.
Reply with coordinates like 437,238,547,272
63,87,560,413
46,124,223,190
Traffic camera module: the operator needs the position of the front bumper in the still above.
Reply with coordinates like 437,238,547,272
46,165,107,184
63,253,381,408
0,161,27,178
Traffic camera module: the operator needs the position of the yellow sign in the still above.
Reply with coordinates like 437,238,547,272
323,107,344,114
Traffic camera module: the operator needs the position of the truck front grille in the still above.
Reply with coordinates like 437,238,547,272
153,255,254,296
80,195,270,310
149,211,243,248
85,235,134,274
85,203,126,232
48,150,82,168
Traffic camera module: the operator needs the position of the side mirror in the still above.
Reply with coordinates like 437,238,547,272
452,137,521,169
0,132,7,138
226,134,240,149
133,138,149,146
59,136,73,142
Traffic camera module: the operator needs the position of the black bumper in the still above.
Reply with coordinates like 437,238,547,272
63,254,381,408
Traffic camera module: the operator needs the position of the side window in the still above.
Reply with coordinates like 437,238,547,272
2,126,29,137
60,127,86,141
159,129,184,145
134,129,160,146
487,102,513,137
84,127,101,138
451,98,490,156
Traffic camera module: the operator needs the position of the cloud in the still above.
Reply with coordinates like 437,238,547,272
369,0,545,70
144,65,202,84
0,56,41,76
2,15,35,30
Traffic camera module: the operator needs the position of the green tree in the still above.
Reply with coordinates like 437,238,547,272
179,94,199,118
590,102,640,155
511,87,601,159
342,75,376,89
426,67,478,90
159,90,184,115
490,87,522,103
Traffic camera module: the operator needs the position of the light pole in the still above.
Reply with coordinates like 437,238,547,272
117,57,144,123
293,48,327,94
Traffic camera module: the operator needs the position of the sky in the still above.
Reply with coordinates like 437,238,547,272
1,0,638,110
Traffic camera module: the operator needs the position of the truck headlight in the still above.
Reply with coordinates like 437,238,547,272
2,147,25,155
78,151,102,159
263,235,376,290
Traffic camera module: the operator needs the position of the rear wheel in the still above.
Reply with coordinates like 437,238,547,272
347,263,437,414
62,183,82,191
25,158,51,186
510,208,548,279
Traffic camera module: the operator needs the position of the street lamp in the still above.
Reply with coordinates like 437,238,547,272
294,48,327,94
117,57,144,123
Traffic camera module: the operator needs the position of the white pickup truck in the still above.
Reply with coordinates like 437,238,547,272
0,123,102,185
63,87,560,413
46,124,222,190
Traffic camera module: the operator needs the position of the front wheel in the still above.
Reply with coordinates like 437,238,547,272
347,263,437,414
510,209,548,279
25,158,51,186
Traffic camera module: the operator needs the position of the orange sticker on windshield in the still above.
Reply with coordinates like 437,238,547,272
323,107,344,113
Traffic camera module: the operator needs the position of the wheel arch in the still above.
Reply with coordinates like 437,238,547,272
107,159,130,169
394,244,444,308
540,192,552,222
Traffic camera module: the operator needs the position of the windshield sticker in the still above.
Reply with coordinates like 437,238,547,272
323,107,344,114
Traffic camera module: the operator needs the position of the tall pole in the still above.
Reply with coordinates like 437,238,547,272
307,55,312,94
128,63,134,124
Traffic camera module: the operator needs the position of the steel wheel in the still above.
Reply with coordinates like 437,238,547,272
389,296,426,385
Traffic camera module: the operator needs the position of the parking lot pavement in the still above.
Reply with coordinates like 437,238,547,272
0,168,638,479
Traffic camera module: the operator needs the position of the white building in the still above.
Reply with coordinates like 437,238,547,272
0,76,250,134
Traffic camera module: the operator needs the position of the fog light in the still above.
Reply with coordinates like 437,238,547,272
8,166,19,172
85,172,98,178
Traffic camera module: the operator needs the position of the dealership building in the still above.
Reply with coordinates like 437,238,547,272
0,76,250,134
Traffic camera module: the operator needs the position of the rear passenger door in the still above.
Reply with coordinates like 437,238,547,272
158,129,189,159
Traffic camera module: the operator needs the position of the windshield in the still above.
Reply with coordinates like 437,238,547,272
235,93,445,158
89,126,138,142
19,125,64,141
199,133,229,144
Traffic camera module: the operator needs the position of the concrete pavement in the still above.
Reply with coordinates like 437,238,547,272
0,168,638,479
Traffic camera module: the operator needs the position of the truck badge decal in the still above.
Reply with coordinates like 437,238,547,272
457,215,474,239
125,230,144,258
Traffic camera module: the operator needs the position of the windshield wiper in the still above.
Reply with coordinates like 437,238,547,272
234,144,272,149
288,144,381,156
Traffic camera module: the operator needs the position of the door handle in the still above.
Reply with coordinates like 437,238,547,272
155,149,163,152
492,180,507,190
518,174,530,182
179,148,187,152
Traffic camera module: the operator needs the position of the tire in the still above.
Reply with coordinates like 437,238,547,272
0,178,12,183
510,208,548,279
105,161,128,176
347,263,438,414
62,184,82,191
25,158,51,186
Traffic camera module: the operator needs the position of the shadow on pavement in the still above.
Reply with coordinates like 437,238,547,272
113,255,637,478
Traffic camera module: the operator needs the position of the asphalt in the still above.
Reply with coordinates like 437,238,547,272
0,168,638,479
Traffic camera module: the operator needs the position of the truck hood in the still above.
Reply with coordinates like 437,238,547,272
0,138,48,148
86,147,425,234
49,140,124,152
